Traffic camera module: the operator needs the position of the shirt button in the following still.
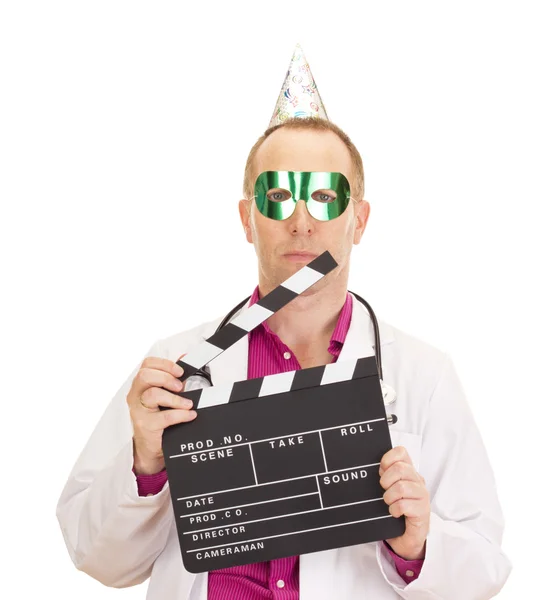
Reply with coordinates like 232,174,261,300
283,352,291,360
405,569,415,577
146,493,154,497
276,579,285,588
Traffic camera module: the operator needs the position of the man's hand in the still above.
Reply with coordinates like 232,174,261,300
379,445,430,560
127,357,197,475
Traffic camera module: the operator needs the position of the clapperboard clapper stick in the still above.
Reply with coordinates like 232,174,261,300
161,251,405,572
173,251,339,383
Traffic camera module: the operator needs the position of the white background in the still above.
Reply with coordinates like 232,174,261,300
1,1,555,598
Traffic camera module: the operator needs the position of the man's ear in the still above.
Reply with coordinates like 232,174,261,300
353,200,370,245
238,199,254,244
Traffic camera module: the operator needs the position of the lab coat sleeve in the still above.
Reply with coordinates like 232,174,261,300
376,353,512,599
55,339,175,588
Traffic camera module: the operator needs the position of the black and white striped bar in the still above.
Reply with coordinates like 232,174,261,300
176,251,338,382
178,356,397,425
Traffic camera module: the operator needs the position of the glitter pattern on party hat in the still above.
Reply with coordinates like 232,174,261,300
268,44,329,129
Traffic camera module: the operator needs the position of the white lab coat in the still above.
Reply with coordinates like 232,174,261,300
56,294,512,599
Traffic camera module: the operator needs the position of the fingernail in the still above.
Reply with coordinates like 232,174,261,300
174,379,183,391
189,410,197,419
182,398,193,408
173,363,184,377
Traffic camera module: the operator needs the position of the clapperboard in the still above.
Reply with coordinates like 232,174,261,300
162,251,404,573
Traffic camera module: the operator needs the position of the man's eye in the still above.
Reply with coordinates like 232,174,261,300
267,189,291,202
312,190,337,203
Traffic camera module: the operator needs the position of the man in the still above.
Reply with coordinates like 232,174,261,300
57,49,511,600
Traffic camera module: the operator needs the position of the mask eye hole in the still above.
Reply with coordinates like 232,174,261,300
266,188,292,202
311,189,337,203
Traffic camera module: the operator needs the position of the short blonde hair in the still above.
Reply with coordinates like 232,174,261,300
243,117,365,201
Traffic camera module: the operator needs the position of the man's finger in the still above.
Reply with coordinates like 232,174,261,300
383,480,425,506
129,367,184,401
379,445,413,476
379,460,423,490
387,498,426,519
138,387,194,411
150,407,198,431
141,356,184,378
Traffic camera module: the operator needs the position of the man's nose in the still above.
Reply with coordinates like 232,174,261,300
288,198,314,233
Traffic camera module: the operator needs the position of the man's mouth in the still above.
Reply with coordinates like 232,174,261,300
283,251,318,262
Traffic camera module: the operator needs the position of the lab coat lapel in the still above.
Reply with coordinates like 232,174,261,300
204,302,250,387
338,293,376,361
338,293,394,361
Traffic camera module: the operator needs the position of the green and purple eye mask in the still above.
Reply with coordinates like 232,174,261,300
253,171,351,221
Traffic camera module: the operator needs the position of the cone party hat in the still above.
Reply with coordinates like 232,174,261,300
268,44,329,129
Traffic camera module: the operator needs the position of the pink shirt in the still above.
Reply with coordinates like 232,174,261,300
135,289,424,595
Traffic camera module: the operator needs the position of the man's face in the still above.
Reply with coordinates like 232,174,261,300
239,128,370,291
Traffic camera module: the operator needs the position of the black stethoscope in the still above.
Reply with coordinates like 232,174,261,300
190,291,397,411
